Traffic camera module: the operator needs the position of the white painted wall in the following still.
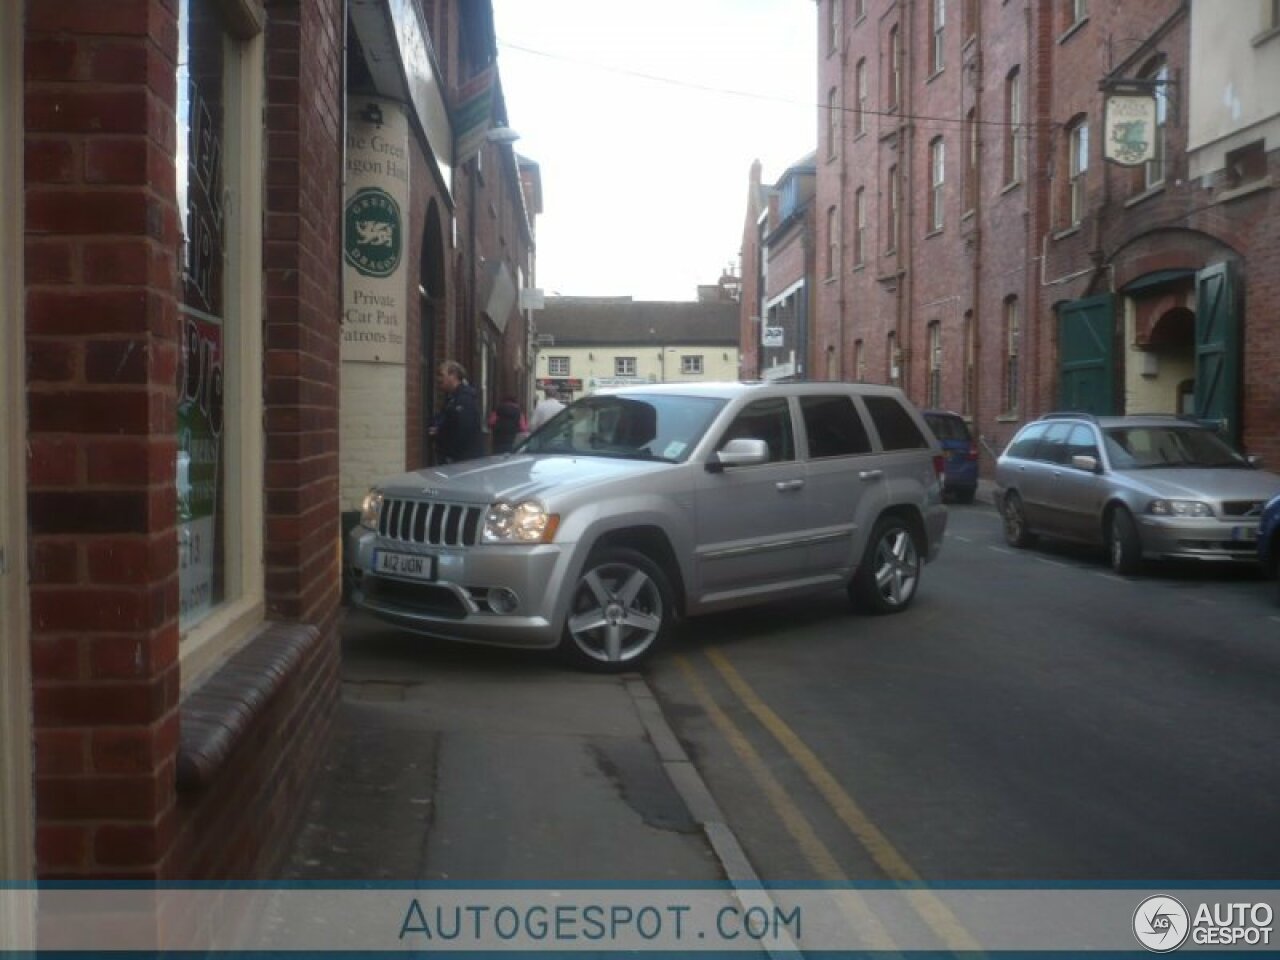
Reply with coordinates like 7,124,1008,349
340,362,408,510
1188,0,1280,178
534,344,741,398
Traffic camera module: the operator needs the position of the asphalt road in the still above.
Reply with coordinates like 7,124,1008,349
646,500,1280,883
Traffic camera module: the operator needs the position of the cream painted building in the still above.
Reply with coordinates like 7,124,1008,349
533,295,741,402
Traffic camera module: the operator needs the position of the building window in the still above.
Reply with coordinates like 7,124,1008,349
962,310,975,415
177,0,265,656
928,321,942,408
548,356,570,376
888,24,902,111
929,137,945,231
930,0,946,74
1141,59,1169,189
681,355,704,375
854,186,866,265
827,0,840,55
826,205,838,278
887,164,900,251
615,357,637,377
963,108,978,211
854,338,866,381
855,58,868,136
1067,116,1089,225
827,86,840,160
1005,67,1022,184
855,0,867,21
887,330,899,384
1066,0,1087,30
1004,296,1020,414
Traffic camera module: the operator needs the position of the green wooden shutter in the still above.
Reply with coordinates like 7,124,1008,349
1193,262,1240,442
1058,294,1115,415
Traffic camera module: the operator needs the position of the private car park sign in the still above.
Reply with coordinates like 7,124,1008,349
343,98,410,364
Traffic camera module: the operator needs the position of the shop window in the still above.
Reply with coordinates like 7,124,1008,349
177,0,266,674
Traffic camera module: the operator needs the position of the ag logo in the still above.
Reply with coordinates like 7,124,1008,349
344,187,403,278
1133,895,1190,953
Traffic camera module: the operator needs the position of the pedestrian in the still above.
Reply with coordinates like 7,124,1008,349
429,360,485,463
488,395,527,454
528,386,566,433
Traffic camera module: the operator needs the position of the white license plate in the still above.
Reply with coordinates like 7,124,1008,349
1231,525,1258,543
374,550,437,581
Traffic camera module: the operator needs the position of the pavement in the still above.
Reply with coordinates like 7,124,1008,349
280,610,757,886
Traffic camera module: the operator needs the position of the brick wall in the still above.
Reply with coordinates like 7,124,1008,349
25,0,342,880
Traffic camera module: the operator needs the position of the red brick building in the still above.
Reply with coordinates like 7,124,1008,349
2,0,537,891
801,0,1279,468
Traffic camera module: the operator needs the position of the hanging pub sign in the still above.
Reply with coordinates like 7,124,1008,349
1103,91,1157,167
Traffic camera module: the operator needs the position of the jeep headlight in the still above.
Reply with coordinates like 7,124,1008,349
359,490,384,529
484,500,559,543
1148,499,1212,518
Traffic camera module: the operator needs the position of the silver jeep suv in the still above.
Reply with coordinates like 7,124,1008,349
348,381,947,670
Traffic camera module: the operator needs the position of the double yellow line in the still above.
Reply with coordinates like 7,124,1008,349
676,647,981,954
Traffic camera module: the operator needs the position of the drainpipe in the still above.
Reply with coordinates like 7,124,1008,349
900,0,917,399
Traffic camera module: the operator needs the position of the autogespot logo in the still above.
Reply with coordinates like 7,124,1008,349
1134,895,1190,953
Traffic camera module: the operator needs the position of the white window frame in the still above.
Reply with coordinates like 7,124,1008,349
1005,297,1021,414
887,164,900,251
931,0,946,73
930,137,946,231
889,25,903,109
854,186,866,265
1143,62,1168,189
1068,119,1089,225
547,355,570,376
681,355,704,375
615,356,637,377
178,9,267,688
855,58,868,136
827,86,839,159
1006,68,1023,184
826,205,838,277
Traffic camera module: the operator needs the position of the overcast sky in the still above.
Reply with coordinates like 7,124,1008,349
490,0,817,302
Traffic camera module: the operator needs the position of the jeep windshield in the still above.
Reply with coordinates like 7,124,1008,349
519,393,726,463
1103,426,1251,469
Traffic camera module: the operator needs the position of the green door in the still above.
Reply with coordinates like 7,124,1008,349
1058,294,1115,414
1193,262,1240,442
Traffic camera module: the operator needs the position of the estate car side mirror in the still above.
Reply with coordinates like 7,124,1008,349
1071,454,1100,473
707,437,770,473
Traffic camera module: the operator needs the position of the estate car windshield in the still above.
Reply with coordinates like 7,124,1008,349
1103,426,1250,470
519,393,726,463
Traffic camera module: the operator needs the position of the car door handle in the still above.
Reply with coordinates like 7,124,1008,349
775,479,805,492
858,470,884,482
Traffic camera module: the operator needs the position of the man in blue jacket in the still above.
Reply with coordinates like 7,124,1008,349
430,360,485,463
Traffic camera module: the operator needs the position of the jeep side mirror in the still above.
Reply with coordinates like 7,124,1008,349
707,437,769,472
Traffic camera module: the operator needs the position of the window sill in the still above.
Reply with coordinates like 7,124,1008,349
1000,179,1022,196
996,413,1021,423
1052,225,1082,241
1214,176,1273,205
1058,17,1088,44
177,620,324,792
852,262,866,273
961,208,976,221
1124,183,1165,208
1252,24,1280,47
927,67,945,84
824,274,838,285
925,227,944,239
854,130,868,142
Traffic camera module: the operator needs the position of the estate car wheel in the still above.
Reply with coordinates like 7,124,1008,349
1002,492,1037,548
850,516,921,615
1109,507,1143,576
559,547,673,672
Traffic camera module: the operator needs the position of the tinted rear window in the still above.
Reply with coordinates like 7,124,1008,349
801,395,873,458
864,395,929,450
925,413,971,442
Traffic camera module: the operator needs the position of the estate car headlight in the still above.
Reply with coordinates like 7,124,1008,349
1148,499,1213,518
483,500,560,543
359,490,384,530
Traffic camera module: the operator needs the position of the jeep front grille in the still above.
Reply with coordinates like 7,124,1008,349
378,498,484,547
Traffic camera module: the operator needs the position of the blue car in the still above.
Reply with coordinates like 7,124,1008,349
924,410,979,504
1260,493,1280,604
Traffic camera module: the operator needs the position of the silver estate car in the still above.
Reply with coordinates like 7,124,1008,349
349,381,947,670
996,413,1280,574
